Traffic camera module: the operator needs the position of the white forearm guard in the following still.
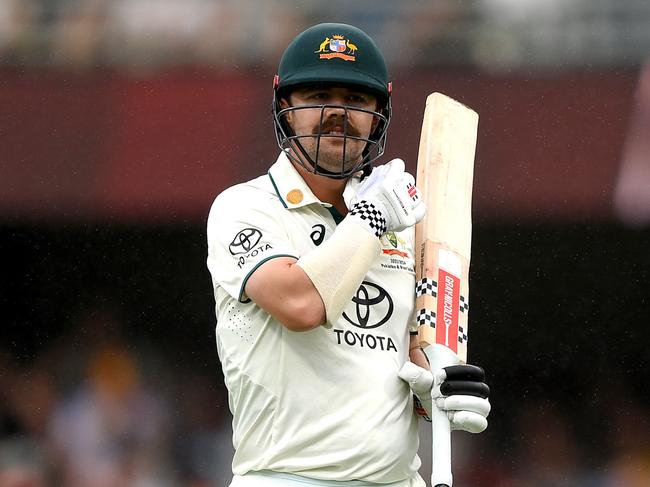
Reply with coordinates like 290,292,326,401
296,218,381,326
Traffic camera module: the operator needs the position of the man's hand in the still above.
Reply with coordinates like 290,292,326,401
343,158,426,236
398,361,491,433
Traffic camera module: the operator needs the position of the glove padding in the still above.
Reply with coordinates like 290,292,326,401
398,362,491,433
344,158,426,236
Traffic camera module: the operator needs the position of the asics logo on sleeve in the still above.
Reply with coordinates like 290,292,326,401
310,224,326,246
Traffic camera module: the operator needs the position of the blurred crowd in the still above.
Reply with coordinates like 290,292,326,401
1,0,649,70
0,305,235,487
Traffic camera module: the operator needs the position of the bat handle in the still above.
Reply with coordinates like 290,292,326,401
423,343,460,487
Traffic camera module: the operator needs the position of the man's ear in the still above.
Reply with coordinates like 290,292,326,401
278,97,292,122
370,111,383,134
369,99,381,133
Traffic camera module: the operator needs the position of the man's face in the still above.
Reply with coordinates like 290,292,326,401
281,85,379,174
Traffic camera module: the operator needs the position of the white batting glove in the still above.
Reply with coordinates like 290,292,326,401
398,362,491,433
343,158,426,237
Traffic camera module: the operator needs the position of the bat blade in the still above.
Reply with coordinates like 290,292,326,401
416,92,477,362
414,92,478,487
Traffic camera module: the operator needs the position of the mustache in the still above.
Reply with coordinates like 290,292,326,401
313,117,360,137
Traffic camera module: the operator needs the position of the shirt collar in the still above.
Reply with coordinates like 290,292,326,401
267,152,331,209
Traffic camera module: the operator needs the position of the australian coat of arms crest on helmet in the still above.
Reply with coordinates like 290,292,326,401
314,35,358,61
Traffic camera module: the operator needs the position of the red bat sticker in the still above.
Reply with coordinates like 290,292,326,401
436,269,460,352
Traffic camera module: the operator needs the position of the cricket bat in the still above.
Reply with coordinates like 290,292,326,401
414,93,478,487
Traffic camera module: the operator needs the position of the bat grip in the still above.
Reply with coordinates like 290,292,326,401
423,343,459,487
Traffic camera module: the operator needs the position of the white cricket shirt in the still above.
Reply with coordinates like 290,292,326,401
207,152,421,483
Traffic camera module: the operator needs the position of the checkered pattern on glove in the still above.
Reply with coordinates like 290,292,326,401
349,201,387,238
343,158,426,235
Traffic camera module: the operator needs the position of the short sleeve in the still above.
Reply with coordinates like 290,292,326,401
207,185,299,302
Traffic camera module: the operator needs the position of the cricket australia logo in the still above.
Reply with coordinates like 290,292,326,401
229,228,273,268
314,34,358,61
381,232,409,259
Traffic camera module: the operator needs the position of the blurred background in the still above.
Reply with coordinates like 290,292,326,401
1,0,650,486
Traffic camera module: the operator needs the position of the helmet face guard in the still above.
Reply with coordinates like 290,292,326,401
272,92,391,179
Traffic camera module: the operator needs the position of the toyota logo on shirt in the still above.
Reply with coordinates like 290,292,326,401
342,281,394,329
229,228,262,255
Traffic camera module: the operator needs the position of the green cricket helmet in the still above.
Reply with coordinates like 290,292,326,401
273,22,392,179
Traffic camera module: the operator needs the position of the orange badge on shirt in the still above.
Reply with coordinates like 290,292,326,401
287,189,304,204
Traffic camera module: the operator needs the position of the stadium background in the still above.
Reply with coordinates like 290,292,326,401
1,1,650,485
